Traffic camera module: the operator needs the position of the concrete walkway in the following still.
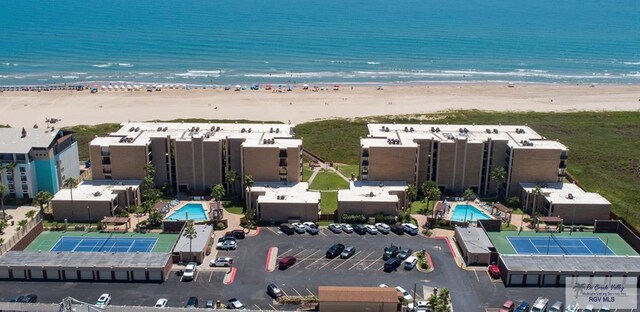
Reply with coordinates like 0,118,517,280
1,205,39,242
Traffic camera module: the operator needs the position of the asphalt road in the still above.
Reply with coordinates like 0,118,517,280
0,227,573,310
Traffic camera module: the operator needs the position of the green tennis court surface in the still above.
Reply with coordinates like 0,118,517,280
487,231,638,256
25,231,178,253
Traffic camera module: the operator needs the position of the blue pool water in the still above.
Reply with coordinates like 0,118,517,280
0,0,639,85
166,203,208,221
450,204,492,223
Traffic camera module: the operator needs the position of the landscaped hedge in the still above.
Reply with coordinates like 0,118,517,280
341,214,366,224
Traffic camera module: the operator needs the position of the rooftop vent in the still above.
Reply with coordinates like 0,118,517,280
459,128,464,133
135,127,140,132
21,127,27,138
248,128,252,133
270,127,273,133
486,128,491,133
241,128,246,133
435,127,440,132
404,126,409,132
567,193,574,199
129,127,135,132
410,127,414,132
157,127,162,131
163,127,168,132
93,191,102,197
195,127,200,132
493,129,498,134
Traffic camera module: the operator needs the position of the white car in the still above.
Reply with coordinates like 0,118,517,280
375,223,390,234
402,223,419,235
340,223,354,233
216,240,237,250
210,257,233,267
364,224,378,234
328,223,342,233
155,298,168,308
415,300,429,312
292,222,306,234
379,284,389,288
395,286,413,301
303,222,319,234
183,262,197,281
96,293,111,307
227,298,245,309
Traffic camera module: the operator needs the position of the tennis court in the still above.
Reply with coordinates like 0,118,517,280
507,235,614,255
49,236,157,253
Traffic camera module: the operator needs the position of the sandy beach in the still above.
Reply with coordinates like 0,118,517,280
1,84,639,128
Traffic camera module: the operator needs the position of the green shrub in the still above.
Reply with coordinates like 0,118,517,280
523,217,532,223
215,222,227,230
240,217,247,226
342,214,366,224
374,213,395,224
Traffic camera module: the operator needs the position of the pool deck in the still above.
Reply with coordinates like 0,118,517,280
443,201,497,223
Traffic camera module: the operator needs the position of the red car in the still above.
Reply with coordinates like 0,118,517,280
500,300,515,312
488,264,501,279
278,256,296,270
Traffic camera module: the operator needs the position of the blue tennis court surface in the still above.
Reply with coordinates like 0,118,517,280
507,236,615,255
50,236,158,253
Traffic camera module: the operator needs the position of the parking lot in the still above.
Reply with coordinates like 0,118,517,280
0,226,573,310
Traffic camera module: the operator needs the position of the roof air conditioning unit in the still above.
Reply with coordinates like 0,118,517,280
493,129,498,134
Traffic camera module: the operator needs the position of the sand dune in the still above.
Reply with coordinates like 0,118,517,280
1,84,639,127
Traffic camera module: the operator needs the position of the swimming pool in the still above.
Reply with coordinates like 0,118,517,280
166,203,208,221
450,204,492,222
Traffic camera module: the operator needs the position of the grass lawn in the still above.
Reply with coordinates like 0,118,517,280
225,207,244,215
302,164,314,182
295,111,640,232
501,223,518,231
410,201,433,214
321,191,338,214
309,170,349,190
222,195,245,214
335,164,359,180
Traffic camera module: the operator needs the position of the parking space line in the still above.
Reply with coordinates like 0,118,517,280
319,230,327,236
304,257,326,269
266,228,279,235
269,304,278,310
208,271,214,282
278,249,293,257
474,270,480,282
299,249,321,262
193,271,199,282
292,249,308,258
279,287,289,297
348,250,376,270
317,256,341,270
364,259,380,270
306,288,315,296
333,251,361,270
377,265,385,271
253,304,263,311
292,288,302,296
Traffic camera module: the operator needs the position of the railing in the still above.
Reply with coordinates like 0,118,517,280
0,213,43,255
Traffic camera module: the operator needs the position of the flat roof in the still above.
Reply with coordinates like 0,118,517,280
0,251,170,269
253,182,320,204
338,180,406,202
52,180,141,202
318,286,398,303
0,128,61,154
500,254,640,274
455,226,495,254
364,124,567,150
520,183,611,205
90,122,300,148
173,224,214,253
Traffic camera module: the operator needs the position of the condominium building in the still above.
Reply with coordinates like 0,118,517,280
0,127,80,199
89,122,302,195
360,124,568,196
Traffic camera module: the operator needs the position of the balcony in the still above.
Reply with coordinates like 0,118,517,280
362,160,369,166
279,150,288,158
101,151,110,157
279,159,288,166
560,151,569,160
101,158,111,165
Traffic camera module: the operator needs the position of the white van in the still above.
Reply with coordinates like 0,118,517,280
210,257,233,267
404,256,417,270
402,223,419,235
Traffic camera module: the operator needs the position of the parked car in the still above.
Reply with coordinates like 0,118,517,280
340,224,354,233
267,283,284,299
531,297,549,312
583,304,594,312
364,224,378,234
375,223,391,234
218,236,236,243
398,248,413,260
205,300,214,310
185,297,198,308
279,223,294,235
183,262,197,281
328,223,342,233
488,264,501,278
403,256,417,270
278,256,296,270
564,301,579,312
230,229,245,239
227,298,245,309
390,224,405,235
395,286,413,301
155,298,168,308
383,244,401,260
9,295,23,302
378,284,389,288
210,257,233,267
402,223,419,235
515,301,530,312
549,301,564,312
96,294,111,307
326,243,346,258
292,222,307,234
599,304,611,312
340,246,356,259
383,257,401,272
353,224,367,235
216,240,237,250
303,222,319,235
500,300,515,312
19,294,37,303
415,300,430,312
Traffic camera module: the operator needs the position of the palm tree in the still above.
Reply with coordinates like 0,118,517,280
211,183,225,211
0,184,5,218
225,170,238,194
25,210,36,219
33,191,53,215
407,183,417,203
63,177,78,217
183,220,197,258
0,219,7,234
422,181,441,218
462,188,475,201
17,219,28,231
490,166,507,199
531,185,543,226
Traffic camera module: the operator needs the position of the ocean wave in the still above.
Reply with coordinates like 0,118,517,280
174,70,223,78
61,75,79,79
137,72,154,76
118,63,134,67
92,63,113,68
367,62,381,65
622,62,640,65
2,63,18,67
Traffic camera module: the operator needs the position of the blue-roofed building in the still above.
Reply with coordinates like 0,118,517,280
0,127,79,199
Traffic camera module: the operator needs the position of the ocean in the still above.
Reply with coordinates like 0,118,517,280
0,0,639,86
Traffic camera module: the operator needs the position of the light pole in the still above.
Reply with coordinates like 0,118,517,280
87,206,91,223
